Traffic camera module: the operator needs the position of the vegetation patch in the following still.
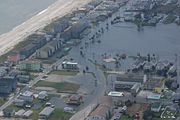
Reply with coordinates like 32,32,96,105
49,108,73,120
50,70,79,76
120,115,133,120
35,81,80,92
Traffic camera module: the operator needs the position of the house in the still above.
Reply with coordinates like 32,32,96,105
19,33,47,59
36,40,61,59
66,95,83,105
43,18,69,35
0,67,8,77
3,108,15,117
23,110,33,118
62,61,79,70
19,60,42,72
131,83,141,95
172,93,180,103
114,81,141,94
15,109,26,118
143,61,155,73
17,75,31,83
86,96,113,120
13,99,25,107
116,73,144,83
19,91,34,102
39,107,55,120
0,76,17,94
144,80,164,93
19,43,37,60
8,54,20,64
61,21,90,41
38,91,48,100
151,102,162,112
154,81,164,94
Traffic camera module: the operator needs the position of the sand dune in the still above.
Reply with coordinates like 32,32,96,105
0,0,91,55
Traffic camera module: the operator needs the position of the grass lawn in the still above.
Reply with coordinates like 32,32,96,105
41,59,57,65
31,107,44,120
50,70,79,76
120,115,133,120
6,104,21,112
0,99,5,106
35,81,80,92
49,108,73,120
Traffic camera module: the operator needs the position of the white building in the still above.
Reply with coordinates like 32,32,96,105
62,61,79,70
38,91,48,100
19,91,34,102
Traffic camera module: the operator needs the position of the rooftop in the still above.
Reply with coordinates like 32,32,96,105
108,91,124,97
22,91,33,97
39,107,55,116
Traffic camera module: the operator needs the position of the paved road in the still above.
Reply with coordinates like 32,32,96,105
0,56,68,112
70,56,107,120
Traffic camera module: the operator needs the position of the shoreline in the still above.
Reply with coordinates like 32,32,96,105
0,0,92,56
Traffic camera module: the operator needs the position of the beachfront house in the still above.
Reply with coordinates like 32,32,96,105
61,21,90,41
19,34,47,59
36,40,61,59
43,18,70,35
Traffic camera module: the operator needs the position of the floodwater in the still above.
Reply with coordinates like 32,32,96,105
0,0,57,35
86,21,180,62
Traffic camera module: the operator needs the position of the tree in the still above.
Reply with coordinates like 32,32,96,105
143,110,153,120
125,100,132,107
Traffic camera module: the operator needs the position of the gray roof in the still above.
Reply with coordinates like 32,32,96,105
39,107,55,116
23,110,33,117
15,109,25,116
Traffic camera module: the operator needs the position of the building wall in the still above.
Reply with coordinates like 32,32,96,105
20,62,42,72
86,116,106,120
0,77,17,94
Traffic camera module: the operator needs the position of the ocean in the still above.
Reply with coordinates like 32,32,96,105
0,0,57,35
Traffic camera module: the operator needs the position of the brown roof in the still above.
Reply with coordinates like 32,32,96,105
90,105,109,118
89,96,112,118
100,96,113,107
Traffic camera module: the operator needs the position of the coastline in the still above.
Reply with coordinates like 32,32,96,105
0,0,92,56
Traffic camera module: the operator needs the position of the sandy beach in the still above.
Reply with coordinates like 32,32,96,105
0,0,91,56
